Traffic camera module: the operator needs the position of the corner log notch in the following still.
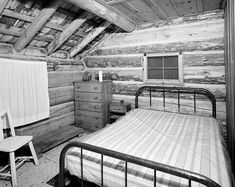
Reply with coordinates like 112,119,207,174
67,0,136,32
70,21,111,57
14,0,62,52
47,12,92,55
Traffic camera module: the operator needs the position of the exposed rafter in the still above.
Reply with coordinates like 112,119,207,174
107,0,133,5
0,0,9,14
70,21,110,57
14,0,61,52
47,12,91,55
67,0,136,32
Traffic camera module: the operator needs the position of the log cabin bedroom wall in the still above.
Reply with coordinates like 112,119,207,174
0,0,235,184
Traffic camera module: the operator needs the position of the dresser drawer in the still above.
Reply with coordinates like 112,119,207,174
75,101,102,112
75,111,104,131
75,119,104,131
74,82,102,93
75,92,102,102
75,110,103,123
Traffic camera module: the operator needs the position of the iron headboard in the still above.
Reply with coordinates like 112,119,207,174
135,86,216,118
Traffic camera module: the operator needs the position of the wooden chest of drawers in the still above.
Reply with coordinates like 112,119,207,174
74,81,112,131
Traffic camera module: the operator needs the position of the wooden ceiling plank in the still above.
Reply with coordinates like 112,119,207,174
0,27,55,43
70,21,110,57
142,0,168,19
14,0,61,52
2,9,65,31
0,27,20,37
122,2,150,22
169,0,185,17
2,9,32,22
196,0,204,12
113,3,145,23
47,12,91,55
153,0,178,18
127,0,160,21
67,0,136,32
0,0,9,14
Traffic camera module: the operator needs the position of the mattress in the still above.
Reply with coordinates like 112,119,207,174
66,109,232,187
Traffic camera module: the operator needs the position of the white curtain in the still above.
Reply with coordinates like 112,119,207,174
0,58,49,128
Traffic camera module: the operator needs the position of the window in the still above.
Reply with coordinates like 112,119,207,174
144,53,183,84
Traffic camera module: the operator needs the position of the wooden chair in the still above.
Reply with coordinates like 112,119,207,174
0,109,39,187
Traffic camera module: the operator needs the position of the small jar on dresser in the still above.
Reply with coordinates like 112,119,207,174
74,81,112,131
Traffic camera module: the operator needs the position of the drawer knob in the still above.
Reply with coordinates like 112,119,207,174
94,105,98,109
94,87,98,90
77,86,80,89
94,96,98,100
95,116,99,119
77,95,80,98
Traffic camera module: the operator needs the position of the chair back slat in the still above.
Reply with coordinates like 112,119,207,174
0,117,3,140
0,109,16,138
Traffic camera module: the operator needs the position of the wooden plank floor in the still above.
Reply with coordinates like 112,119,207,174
0,133,88,187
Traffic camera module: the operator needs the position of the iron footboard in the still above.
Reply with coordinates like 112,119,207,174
59,141,221,187
135,86,217,118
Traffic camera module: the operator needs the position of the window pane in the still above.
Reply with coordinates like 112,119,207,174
147,57,162,67
164,68,178,79
164,56,178,67
148,69,163,79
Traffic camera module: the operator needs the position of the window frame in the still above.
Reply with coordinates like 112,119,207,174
143,52,183,85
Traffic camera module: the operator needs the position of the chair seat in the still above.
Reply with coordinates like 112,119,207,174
0,136,33,152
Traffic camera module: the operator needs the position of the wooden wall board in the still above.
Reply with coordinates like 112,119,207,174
183,66,225,84
86,67,143,82
48,71,83,88
137,10,224,29
15,112,74,139
84,54,143,68
97,19,224,49
49,86,74,106
50,101,74,118
183,51,224,66
91,38,224,56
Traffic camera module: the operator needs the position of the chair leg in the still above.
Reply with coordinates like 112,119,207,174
9,152,17,187
28,141,39,166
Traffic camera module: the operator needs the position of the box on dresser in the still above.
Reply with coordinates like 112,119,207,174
74,81,112,131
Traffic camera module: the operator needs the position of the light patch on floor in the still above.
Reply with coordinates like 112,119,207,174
0,137,82,187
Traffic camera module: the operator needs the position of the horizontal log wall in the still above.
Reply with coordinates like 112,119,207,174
84,11,226,121
0,44,85,152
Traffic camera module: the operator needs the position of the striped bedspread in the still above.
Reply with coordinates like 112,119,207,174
66,109,232,187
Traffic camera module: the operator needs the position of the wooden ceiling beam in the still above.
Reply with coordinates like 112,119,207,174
2,9,65,31
107,0,133,6
14,0,61,52
47,12,91,55
70,21,110,57
0,0,9,14
67,0,136,32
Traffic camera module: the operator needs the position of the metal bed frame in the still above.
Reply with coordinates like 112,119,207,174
59,85,220,187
